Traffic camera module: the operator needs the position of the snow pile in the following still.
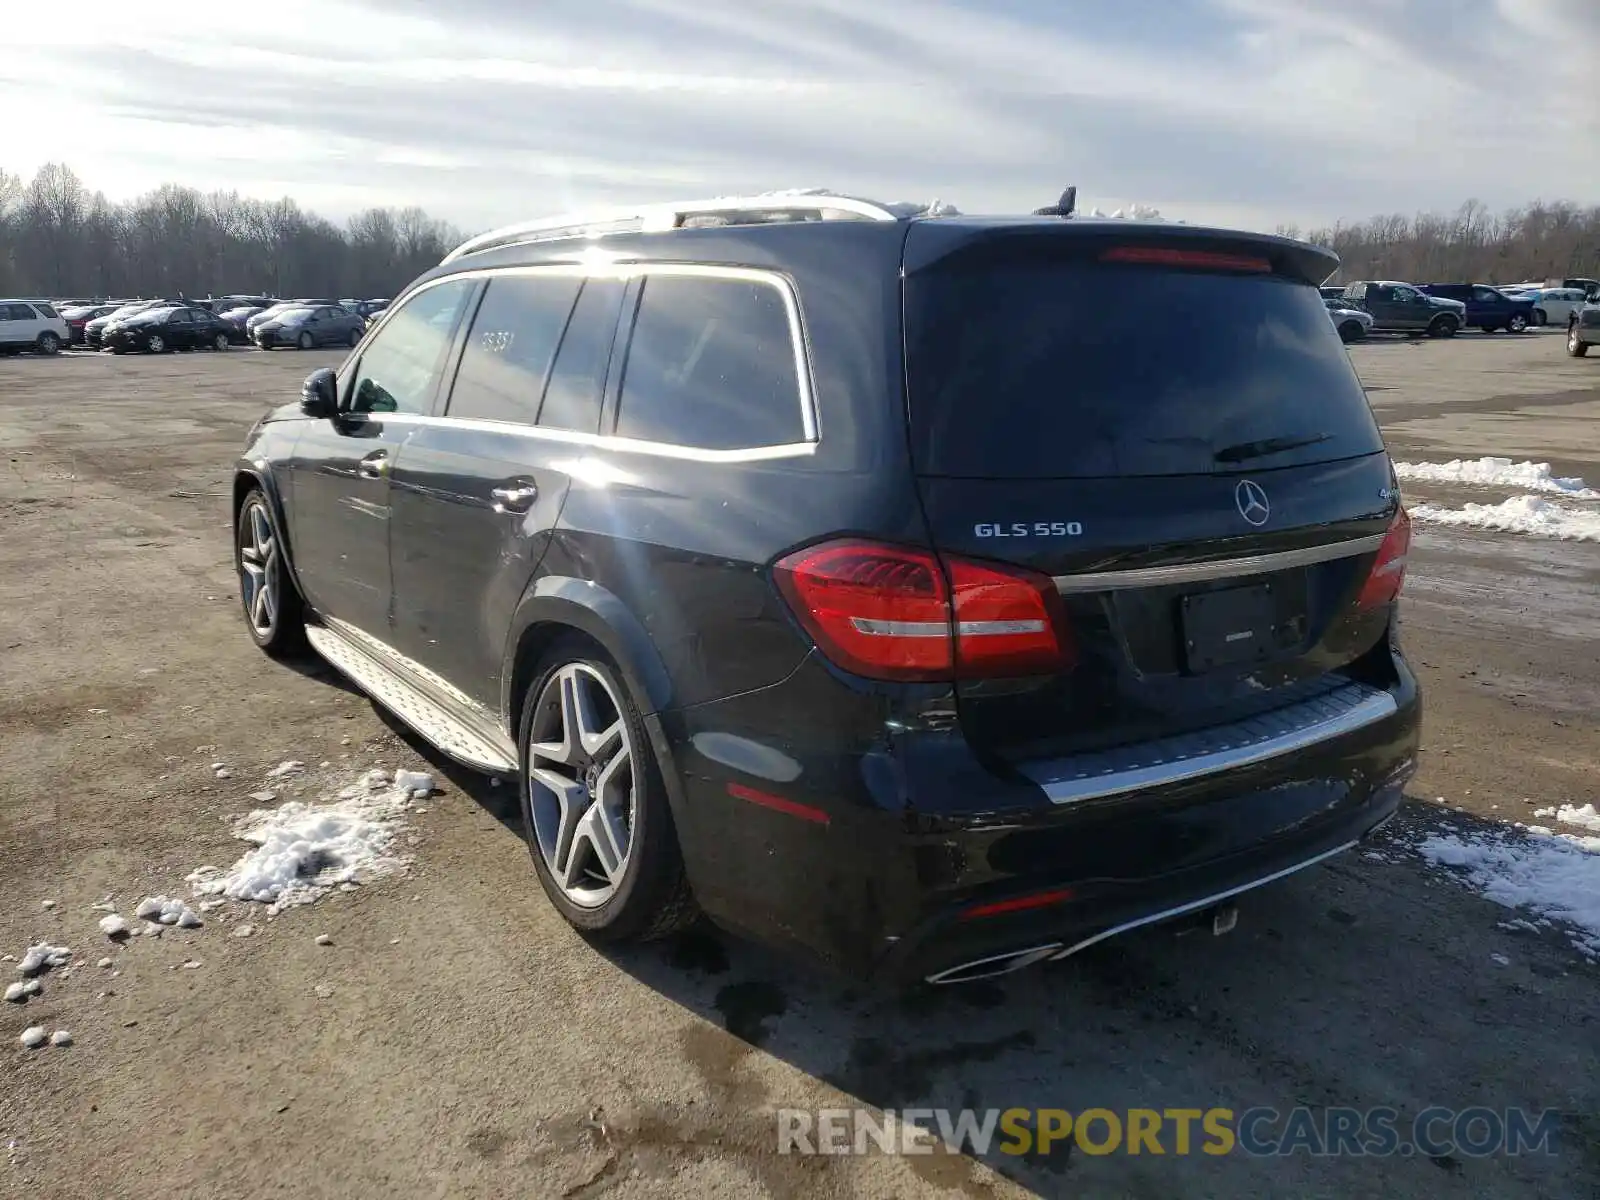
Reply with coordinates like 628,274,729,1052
1417,825,1600,959
1544,804,1600,833
15,944,70,977
1084,204,1164,220
1408,495,1600,541
97,914,128,938
134,896,202,928
1393,457,1597,498
186,770,416,913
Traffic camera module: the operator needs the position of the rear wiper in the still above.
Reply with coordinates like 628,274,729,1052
1213,433,1332,464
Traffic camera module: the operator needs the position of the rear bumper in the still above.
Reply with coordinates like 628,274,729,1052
657,653,1420,986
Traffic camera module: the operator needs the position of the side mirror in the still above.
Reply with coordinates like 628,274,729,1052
301,368,339,419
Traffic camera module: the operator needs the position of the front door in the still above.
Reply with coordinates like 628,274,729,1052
288,277,478,639
389,272,627,712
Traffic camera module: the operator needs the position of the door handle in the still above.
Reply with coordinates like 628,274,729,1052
491,483,539,513
357,451,390,478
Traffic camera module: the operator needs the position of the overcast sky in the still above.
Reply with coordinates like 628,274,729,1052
6,0,1598,234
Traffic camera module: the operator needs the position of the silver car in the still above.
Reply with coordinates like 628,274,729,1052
1324,297,1374,343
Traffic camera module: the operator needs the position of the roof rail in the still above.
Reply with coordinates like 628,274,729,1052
441,191,905,264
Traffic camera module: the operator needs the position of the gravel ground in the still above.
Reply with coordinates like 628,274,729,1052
1,336,1596,1199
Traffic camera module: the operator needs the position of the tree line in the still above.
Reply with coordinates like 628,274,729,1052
1279,199,1600,285
0,163,464,301
2,163,1596,299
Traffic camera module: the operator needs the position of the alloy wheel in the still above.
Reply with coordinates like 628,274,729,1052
148,335,165,353
238,499,279,637
526,663,636,908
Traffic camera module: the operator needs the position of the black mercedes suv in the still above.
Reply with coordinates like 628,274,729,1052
233,191,1419,985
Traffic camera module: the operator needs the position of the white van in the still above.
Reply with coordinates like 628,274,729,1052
0,300,69,355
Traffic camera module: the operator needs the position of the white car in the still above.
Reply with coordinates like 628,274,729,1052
1323,297,1374,343
0,299,69,355
1520,288,1587,327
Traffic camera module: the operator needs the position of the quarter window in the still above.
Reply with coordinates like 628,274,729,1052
349,280,475,415
615,275,804,450
447,274,582,426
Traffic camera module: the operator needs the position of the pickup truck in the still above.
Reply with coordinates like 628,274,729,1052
1341,280,1467,337
1420,283,1536,333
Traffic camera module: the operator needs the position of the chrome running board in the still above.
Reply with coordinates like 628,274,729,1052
304,619,518,775
1020,682,1398,806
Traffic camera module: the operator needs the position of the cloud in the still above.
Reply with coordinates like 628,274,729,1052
2,0,1595,234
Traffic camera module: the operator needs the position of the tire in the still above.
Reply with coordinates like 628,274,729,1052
235,488,306,656
147,334,167,353
298,331,314,350
1532,308,1547,326
213,331,229,351
1427,315,1458,338
518,637,697,943
1507,313,1528,333
1338,320,1364,343
1571,324,1590,357
36,331,61,355
348,329,362,348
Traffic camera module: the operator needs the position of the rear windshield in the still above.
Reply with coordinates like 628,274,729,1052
904,262,1385,478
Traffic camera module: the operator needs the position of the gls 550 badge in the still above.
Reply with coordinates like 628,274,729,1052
974,521,1085,539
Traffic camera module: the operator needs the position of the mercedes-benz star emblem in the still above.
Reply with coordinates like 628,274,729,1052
1235,479,1271,526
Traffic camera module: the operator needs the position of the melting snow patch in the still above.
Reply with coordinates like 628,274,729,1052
1551,804,1600,833
1393,457,1597,498
16,944,70,977
1417,825,1600,959
268,760,306,779
50,1030,72,1046
98,915,129,939
20,1027,46,1049
135,896,201,928
1409,495,1600,542
4,981,30,1003
186,770,414,912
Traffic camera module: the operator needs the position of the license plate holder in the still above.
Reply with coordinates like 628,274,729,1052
1181,583,1280,671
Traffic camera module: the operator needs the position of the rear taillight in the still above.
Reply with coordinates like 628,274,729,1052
772,540,1074,681
1357,507,1411,609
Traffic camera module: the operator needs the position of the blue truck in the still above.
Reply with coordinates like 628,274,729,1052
1419,283,1536,334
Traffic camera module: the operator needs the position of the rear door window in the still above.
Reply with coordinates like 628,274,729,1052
615,274,805,449
538,278,625,433
904,261,1384,479
447,273,582,426
32,303,58,319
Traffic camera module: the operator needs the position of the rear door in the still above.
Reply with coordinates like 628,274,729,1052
0,303,29,346
388,270,625,711
901,226,1400,764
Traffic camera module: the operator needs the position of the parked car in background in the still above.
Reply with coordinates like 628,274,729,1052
85,299,183,348
1518,287,1587,326
0,300,69,355
356,298,390,319
1569,296,1600,357
1419,283,1534,333
1319,285,1347,300
105,305,233,354
1544,277,1599,301
252,304,366,350
245,299,342,334
218,306,266,343
59,303,118,345
231,192,1419,986
1341,281,1465,336
1324,296,1373,342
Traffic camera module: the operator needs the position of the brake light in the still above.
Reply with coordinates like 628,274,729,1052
772,540,1074,681
1100,246,1271,273
1357,507,1411,609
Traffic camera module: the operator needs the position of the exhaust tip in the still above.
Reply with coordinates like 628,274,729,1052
924,943,1063,985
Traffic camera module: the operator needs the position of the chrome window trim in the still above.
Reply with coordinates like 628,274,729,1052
1052,532,1387,594
359,263,819,455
